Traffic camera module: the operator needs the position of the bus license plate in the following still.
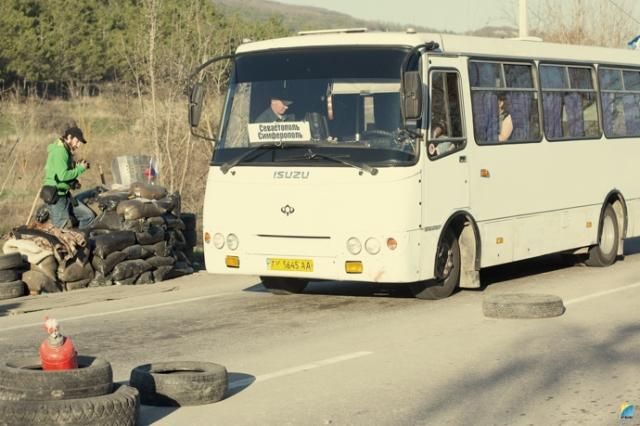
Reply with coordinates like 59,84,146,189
267,258,314,272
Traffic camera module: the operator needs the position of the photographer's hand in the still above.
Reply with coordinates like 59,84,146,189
79,160,90,170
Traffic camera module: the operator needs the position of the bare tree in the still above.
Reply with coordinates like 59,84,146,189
508,0,638,47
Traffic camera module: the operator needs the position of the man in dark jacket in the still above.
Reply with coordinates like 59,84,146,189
43,126,95,229
256,91,295,122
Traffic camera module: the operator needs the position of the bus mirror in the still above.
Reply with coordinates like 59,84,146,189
188,82,204,128
402,71,422,121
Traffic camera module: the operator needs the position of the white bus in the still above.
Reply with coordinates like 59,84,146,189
187,29,640,299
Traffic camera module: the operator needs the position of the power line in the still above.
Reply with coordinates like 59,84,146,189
607,0,640,26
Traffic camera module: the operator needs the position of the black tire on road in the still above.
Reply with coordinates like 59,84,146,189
129,361,227,406
0,384,138,426
0,270,20,283
483,293,565,319
0,253,24,271
0,356,113,401
0,281,25,300
260,277,308,295
410,230,460,300
585,204,619,267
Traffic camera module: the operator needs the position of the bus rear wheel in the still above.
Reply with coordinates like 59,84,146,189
410,230,460,300
260,277,308,295
585,204,619,267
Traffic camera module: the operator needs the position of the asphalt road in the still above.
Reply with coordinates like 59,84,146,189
1,240,640,425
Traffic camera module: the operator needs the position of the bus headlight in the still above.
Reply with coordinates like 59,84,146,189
365,237,381,255
346,237,362,255
227,234,239,251
213,233,225,249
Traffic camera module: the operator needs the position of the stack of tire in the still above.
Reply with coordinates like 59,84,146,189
0,253,27,300
0,356,139,425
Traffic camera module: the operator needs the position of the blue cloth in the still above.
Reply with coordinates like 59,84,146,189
472,92,498,143
49,195,95,229
543,93,563,139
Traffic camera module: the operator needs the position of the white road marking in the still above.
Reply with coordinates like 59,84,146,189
564,282,640,306
0,292,234,332
228,351,373,390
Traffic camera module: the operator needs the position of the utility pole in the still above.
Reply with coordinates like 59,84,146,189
519,0,528,38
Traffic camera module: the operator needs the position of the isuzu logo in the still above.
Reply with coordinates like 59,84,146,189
273,171,309,179
281,205,295,216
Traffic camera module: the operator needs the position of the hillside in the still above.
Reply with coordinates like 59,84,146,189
212,0,440,33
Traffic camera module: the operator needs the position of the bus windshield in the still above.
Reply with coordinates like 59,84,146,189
214,48,418,167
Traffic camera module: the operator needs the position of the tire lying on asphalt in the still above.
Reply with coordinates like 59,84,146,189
0,384,139,426
0,253,24,271
0,280,25,300
129,361,227,406
0,356,113,401
482,293,565,319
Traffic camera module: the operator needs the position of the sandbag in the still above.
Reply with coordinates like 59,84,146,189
122,245,153,260
117,200,165,221
58,261,94,283
161,214,185,230
153,193,180,215
135,225,165,245
152,266,174,282
135,271,154,285
167,261,194,279
30,256,58,282
130,182,168,200
89,272,113,287
122,219,149,233
66,277,92,291
97,191,131,212
91,210,124,230
91,231,136,259
91,251,127,275
141,241,169,257
115,275,140,285
22,270,60,294
168,230,186,250
111,260,152,281
146,256,175,268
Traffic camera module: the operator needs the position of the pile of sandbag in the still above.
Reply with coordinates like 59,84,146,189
4,182,196,294
82,182,195,287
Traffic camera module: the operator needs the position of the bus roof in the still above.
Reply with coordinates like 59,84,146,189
236,31,640,67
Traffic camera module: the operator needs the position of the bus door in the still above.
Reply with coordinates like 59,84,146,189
423,59,469,227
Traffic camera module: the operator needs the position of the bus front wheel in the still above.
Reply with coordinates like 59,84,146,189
260,277,308,295
410,230,461,300
585,204,619,267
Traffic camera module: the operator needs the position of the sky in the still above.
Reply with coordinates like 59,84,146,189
275,0,640,34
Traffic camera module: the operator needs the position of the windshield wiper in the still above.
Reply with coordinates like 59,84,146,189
298,149,378,175
220,143,311,174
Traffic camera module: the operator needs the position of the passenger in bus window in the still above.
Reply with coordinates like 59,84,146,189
498,94,513,142
256,91,295,122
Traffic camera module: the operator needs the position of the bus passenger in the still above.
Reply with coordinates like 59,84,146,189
256,91,295,123
498,94,513,142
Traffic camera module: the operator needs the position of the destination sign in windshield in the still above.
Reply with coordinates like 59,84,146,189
248,121,311,143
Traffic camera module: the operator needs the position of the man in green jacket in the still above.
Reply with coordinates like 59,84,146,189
43,126,95,229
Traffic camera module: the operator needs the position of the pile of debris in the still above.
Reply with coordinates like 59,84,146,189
2,182,196,296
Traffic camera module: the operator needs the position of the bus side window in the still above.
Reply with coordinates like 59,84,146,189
429,70,464,158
